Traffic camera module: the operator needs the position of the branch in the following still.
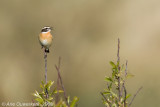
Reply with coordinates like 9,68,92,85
117,38,121,101
56,57,61,104
44,51,48,84
44,50,48,107
100,92,111,107
120,60,128,99
128,86,143,107
123,61,128,107
55,58,69,106
123,85,127,107
117,38,120,63
124,60,128,77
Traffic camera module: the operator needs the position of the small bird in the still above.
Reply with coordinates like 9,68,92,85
39,26,53,53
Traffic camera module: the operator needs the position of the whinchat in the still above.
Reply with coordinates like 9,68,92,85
39,26,53,53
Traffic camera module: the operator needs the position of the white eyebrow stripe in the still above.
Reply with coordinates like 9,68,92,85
43,27,50,29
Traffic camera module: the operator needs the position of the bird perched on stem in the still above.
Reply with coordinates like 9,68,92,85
39,26,53,53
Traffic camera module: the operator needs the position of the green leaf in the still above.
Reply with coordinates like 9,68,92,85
112,70,116,78
105,102,110,107
48,97,53,101
41,81,44,85
56,99,67,107
112,103,117,107
35,98,44,104
40,84,44,89
103,91,110,95
110,91,118,98
110,61,116,68
51,87,57,96
112,67,118,78
115,73,120,77
67,96,70,105
108,83,112,90
45,81,54,91
114,81,118,87
54,90,64,93
126,94,131,99
33,90,42,99
70,96,79,107
122,94,131,103
126,74,134,78
105,77,113,82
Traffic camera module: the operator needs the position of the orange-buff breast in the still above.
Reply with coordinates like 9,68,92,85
39,32,53,48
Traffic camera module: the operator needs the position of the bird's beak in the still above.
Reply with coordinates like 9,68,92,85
50,27,53,30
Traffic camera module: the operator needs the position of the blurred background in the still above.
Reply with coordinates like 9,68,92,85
0,0,160,107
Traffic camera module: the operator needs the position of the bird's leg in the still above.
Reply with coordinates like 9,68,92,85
44,48,47,58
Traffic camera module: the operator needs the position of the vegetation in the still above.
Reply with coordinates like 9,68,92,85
33,53,78,107
32,38,142,107
101,39,142,107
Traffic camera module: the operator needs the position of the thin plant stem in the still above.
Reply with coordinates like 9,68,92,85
123,85,127,107
124,60,128,76
55,58,69,106
44,49,48,106
44,51,47,84
56,78,60,103
117,38,121,101
56,57,61,103
117,38,120,64
120,60,128,106
100,92,111,107
123,61,128,107
128,86,143,107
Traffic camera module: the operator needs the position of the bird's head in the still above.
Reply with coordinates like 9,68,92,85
41,26,53,33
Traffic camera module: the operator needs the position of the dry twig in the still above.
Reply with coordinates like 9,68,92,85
117,38,121,101
128,86,143,107
123,61,128,107
56,57,61,103
44,50,48,106
100,92,111,107
55,57,69,106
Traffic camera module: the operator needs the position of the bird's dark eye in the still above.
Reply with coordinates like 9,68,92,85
41,28,48,32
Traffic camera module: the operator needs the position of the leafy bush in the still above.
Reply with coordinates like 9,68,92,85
33,56,78,107
101,39,142,107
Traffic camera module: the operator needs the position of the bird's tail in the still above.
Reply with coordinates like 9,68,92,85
45,49,49,53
